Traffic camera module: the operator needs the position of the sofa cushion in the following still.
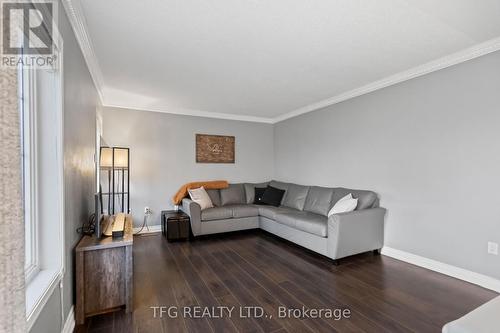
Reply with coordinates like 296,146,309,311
243,182,269,204
258,206,295,220
274,211,327,237
258,206,279,220
188,187,214,210
282,184,310,211
328,194,357,217
332,188,377,210
303,186,334,216
206,189,221,207
201,207,233,221
229,204,260,218
220,184,246,206
261,186,286,207
269,180,289,204
253,187,267,205
269,180,289,191
272,211,297,228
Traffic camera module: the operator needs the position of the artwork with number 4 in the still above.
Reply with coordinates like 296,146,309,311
196,134,235,163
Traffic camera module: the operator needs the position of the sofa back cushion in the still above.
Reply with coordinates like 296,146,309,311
206,189,221,206
243,182,269,204
282,184,310,211
332,187,377,210
303,186,334,216
269,180,289,205
220,183,246,206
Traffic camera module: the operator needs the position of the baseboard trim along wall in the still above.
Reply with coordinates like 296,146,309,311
61,306,75,333
133,224,162,234
382,247,500,293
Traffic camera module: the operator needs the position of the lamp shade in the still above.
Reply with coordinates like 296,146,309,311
113,148,129,168
100,147,113,168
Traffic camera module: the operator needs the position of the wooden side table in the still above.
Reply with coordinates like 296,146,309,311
161,210,190,241
75,215,133,325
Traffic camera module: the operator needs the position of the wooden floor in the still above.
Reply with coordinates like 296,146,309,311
76,230,497,333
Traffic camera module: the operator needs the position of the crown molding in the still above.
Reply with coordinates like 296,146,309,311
272,37,500,123
103,103,275,124
61,0,105,103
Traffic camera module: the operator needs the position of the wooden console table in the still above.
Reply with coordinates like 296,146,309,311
75,215,133,325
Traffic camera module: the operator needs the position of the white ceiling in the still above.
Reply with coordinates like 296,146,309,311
73,0,500,122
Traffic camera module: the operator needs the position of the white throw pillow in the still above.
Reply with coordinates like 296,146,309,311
328,193,358,217
188,186,213,210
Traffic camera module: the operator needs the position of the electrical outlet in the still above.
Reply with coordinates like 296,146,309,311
144,206,152,215
488,242,498,255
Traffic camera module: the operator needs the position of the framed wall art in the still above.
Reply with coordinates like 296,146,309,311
196,134,235,163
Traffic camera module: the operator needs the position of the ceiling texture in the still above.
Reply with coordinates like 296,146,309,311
63,0,500,123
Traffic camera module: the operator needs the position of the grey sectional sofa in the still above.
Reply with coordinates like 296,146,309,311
182,180,386,261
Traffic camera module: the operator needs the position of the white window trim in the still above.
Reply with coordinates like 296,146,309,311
22,66,40,285
22,18,66,331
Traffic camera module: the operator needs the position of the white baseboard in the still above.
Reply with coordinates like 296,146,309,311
133,224,162,234
382,246,500,293
61,306,75,333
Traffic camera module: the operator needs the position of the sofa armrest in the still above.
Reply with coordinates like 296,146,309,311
182,198,202,236
327,207,386,260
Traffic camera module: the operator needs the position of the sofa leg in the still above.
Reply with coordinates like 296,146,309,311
373,249,381,255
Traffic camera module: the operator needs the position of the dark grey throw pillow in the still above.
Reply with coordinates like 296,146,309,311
261,186,286,207
253,187,267,205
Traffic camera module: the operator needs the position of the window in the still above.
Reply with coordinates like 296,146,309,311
20,62,64,285
18,31,65,330
20,66,39,284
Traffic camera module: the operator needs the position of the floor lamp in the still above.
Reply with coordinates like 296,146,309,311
100,147,130,215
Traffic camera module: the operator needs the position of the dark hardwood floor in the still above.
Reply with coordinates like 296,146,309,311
76,230,497,333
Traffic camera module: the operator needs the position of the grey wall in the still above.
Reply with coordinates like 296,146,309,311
274,50,500,280
29,288,62,333
102,107,274,227
30,2,98,332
